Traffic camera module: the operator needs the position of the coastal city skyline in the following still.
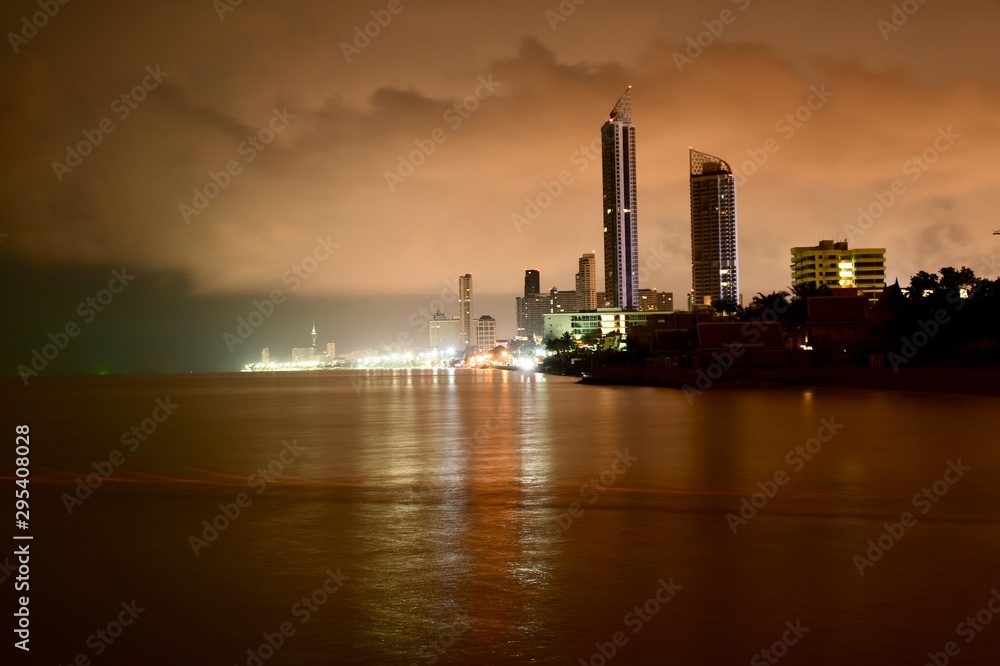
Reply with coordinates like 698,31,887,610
4,3,1000,665
3,0,999,373
257,86,729,366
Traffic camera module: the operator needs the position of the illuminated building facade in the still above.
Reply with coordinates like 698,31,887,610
459,273,473,348
549,286,577,314
791,240,886,300
292,347,316,363
602,87,639,310
475,315,497,352
516,293,546,341
690,149,739,310
638,289,673,313
429,311,463,352
576,252,598,311
542,310,675,340
517,269,543,340
657,291,674,312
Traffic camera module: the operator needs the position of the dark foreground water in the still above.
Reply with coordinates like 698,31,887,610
3,370,1000,665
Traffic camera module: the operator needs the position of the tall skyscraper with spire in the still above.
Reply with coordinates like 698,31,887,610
690,149,739,309
601,87,639,310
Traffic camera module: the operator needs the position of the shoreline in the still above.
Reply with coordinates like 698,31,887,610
577,365,1000,396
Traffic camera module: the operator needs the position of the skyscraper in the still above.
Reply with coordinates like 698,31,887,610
690,149,739,310
517,269,543,341
459,273,473,348
524,269,540,297
516,293,547,341
576,252,597,310
602,87,639,310
549,286,577,314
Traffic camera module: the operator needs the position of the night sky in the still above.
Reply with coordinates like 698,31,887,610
3,0,999,374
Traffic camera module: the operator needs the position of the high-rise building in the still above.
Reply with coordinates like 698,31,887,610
636,289,674,312
791,240,886,300
549,287,577,314
459,273,473,348
292,347,316,363
602,87,639,310
515,297,525,339
429,311,463,352
514,294,530,340
576,252,598,311
657,292,674,313
690,149,739,310
516,269,544,340
516,293,548,341
517,286,578,340
524,269,540,297
638,288,657,312
476,315,497,352
326,341,336,359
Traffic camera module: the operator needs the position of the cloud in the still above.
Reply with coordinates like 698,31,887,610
2,0,999,346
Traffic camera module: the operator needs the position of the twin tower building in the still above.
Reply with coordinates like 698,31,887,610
603,87,739,311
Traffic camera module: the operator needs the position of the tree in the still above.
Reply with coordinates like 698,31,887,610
790,283,832,301
581,329,603,349
891,266,1000,362
907,271,939,302
711,297,741,318
939,266,976,294
544,331,576,355
742,291,791,322
787,283,832,331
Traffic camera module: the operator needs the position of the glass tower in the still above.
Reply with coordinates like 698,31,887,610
601,87,639,310
690,149,739,309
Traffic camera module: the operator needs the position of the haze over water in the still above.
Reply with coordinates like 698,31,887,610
7,370,1000,664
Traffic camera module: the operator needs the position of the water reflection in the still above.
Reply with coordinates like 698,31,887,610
350,370,562,661
12,371,1000,665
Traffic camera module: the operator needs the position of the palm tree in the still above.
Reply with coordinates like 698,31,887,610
742,290,791,321
544,332,576,355
581,329,603,349
790,283,832,301
711,297,741,318
787,283,832,333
